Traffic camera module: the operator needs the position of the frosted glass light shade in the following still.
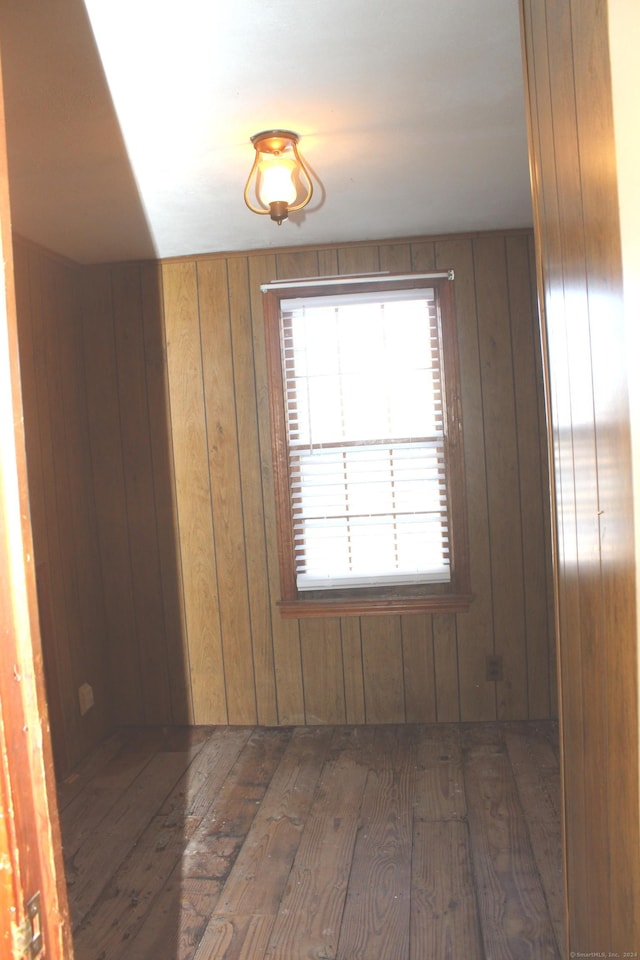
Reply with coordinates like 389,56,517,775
244,129,313,225
258,158,297,206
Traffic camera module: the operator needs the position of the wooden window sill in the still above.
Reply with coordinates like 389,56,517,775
278,593,474,618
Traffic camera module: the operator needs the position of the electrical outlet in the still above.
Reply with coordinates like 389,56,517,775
78,682,94,716
486,655,503,682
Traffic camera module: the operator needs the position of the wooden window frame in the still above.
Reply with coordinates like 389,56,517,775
263,275,472,618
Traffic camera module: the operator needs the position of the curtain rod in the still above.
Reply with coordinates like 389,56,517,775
260,270,454,292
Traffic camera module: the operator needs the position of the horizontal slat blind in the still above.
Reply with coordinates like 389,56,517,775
281,287,450,590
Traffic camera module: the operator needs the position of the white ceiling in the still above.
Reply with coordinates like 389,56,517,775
0,0,532,265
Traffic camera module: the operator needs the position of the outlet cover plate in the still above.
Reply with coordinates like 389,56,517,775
486,655,503,682
78,682,94,716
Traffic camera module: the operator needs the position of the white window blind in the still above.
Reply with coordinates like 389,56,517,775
280,286,450,591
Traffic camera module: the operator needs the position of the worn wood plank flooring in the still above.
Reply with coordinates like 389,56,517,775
58,722,563,960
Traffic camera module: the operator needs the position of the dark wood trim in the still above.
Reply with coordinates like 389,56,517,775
278,593,475,618
0,48,73,957
438,277,471,600
262,282,298,601
263,274,472,613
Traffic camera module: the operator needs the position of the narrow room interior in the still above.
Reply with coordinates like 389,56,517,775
0,1,638,958
13,225,561,957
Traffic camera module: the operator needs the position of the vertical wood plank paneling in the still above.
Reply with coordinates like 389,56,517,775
82,264,143,725
292,608,340,721
435,238,496,721
401,616,436,723
521,0,640,952
340,618,366,724
317,248,338,277
473,235,528,719
227,256,277,725
111,264,172,724
140,262,192,724
522,2,579,936
528,233,557,718
248,253,304,724
41,255,99,748
34,561,70,770
337,245,380,276
275,249,319,281
300,619,346,724
432,614,461,722
506,235,550,718
529,1,591,943
198,258,257,724
378,242,412,273
570,0,639,948
14,242,75,771
410,241,436,273
162,261,227,724
56,259,113,747
16,245,128,772
361,616,405,723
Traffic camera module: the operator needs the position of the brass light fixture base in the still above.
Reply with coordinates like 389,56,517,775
250,130,300,155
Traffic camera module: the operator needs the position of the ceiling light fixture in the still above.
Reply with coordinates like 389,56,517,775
244,130,313,226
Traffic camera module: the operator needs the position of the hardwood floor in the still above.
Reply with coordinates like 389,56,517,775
58,722,563,959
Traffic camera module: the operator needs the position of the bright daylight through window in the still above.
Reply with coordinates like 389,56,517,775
263,274,471,617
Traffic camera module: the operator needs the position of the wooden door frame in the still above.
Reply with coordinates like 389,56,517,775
0,41,73,960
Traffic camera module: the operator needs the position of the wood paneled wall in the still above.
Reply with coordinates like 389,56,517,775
520,0,640,952
13,239,113,773
157,232,555,729
14,229,556,773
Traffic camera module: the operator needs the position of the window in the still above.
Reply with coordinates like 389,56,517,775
263,274,471,617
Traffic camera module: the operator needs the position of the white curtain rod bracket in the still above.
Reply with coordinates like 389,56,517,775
260,270,454,292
